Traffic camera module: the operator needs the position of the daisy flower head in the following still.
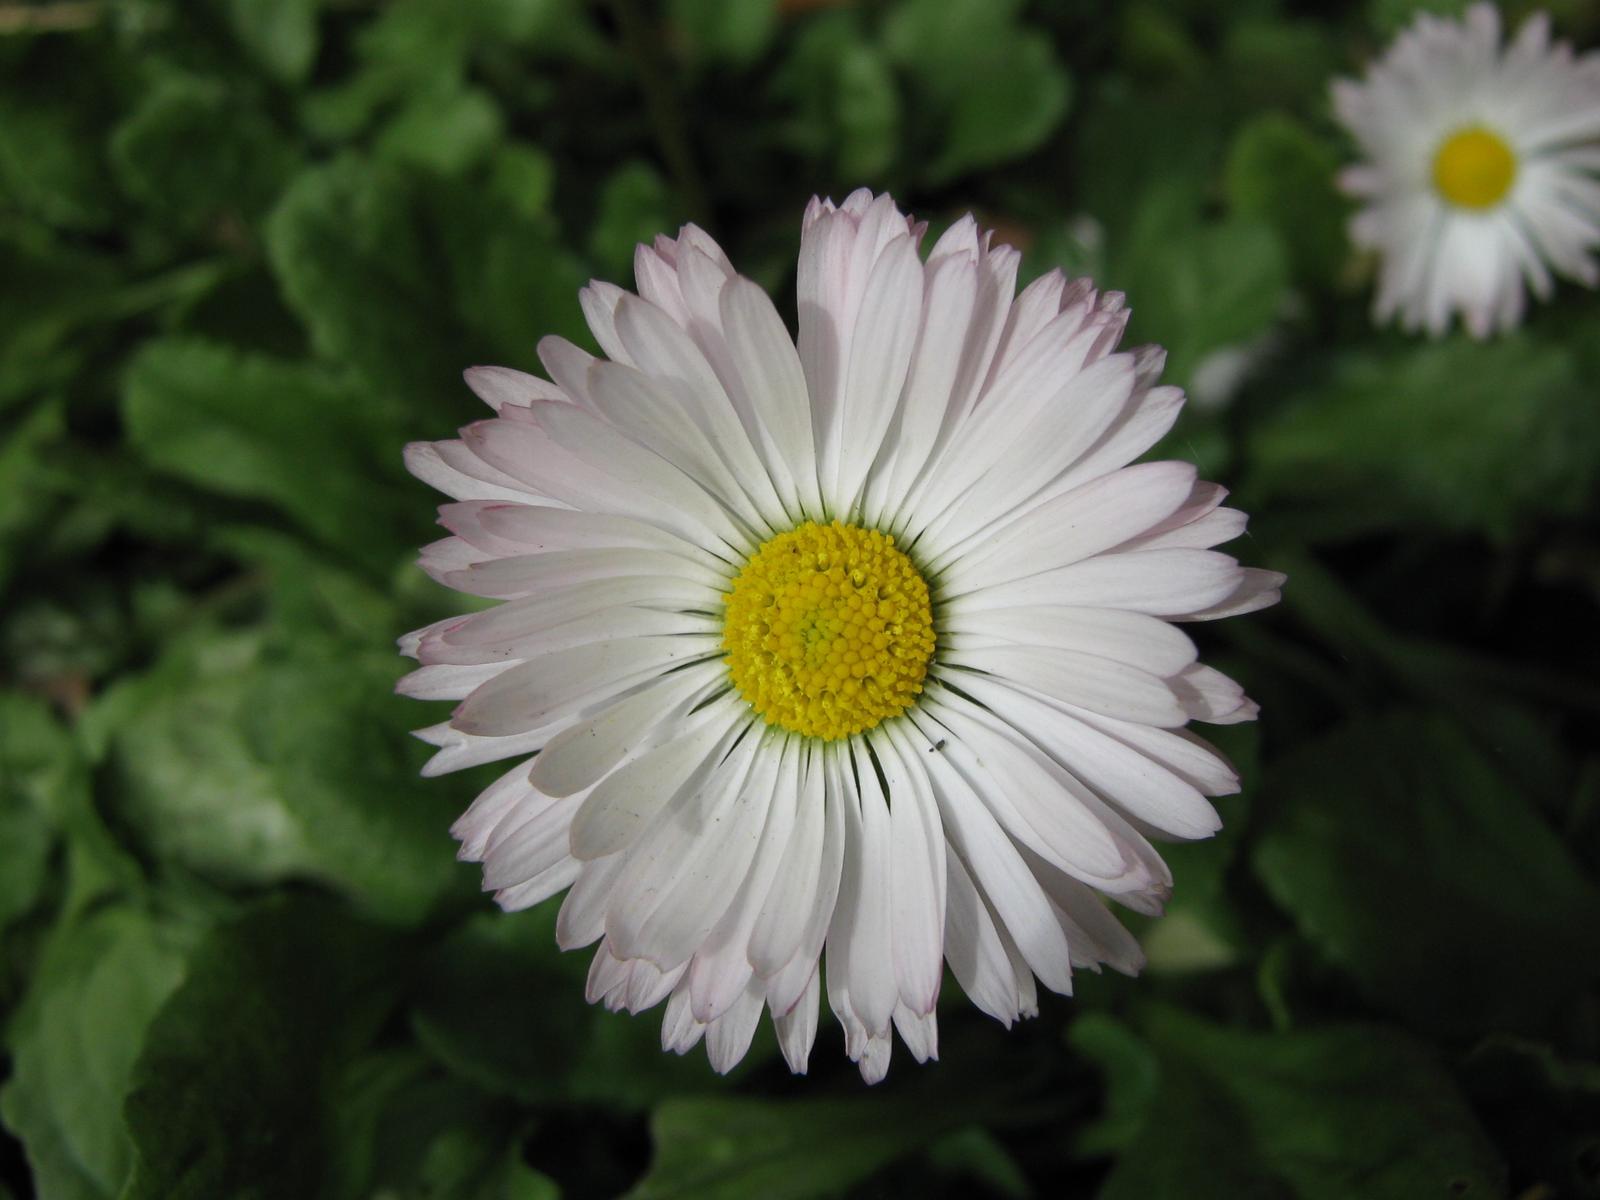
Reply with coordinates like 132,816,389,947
399,191,1283,1084
1334,3,1600,337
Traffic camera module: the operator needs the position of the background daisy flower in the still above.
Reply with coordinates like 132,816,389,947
400,191,1283,1083
1334,3,1600,337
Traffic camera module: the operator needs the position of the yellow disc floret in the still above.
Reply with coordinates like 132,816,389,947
722,520,935,740
1432,126,1517,210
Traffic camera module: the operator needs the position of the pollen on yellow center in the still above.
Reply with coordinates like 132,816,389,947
722,520,935,741
1432,126,1517,210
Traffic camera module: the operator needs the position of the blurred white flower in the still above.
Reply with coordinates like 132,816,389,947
399,191,1281,1083
1334,3,1600,337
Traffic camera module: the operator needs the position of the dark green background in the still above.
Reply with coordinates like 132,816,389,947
3,0,1599,1196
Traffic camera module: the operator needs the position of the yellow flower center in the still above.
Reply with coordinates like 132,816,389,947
1431,126,1517,210
722,520,935,740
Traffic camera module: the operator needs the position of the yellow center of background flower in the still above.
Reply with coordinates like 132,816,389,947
1432,126,1517,210
722,520,935,740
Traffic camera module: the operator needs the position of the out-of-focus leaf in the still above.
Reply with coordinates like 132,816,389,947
1115,187,1289,385
218,0,320,83
590,162,678,280
1100,1008,1507,1199
95,630,466,923
623,1093,974,1200
0,906,194,1200
0,85,114,232
0,694,72,937
668,0,778,66
1462,1037,1600,1200
265,158,467,403
376,85,504,176
1225,112,1347,287
1370,0,1471,37
1069,1014,1161,1159
410,909,729,1112
773,13,899,182
1249,337,1600,541
1255,711,1600,1035
121,897,405,1199
110,76,297,229
122,338,416,565
883,0,1070,183
0,234,119,408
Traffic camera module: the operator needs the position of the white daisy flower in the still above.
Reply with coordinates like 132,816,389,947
399,191,1283,1083
1334,3,1600,337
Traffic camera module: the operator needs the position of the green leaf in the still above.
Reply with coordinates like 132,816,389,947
0,82,115,232
1254,711,1600,1035
1100,1009,1507,1200
95,629,467,923
1248,337,1600,541
0,906,195,1200
0,693,77,937
264,158,468,403
410,909,729,1112
218,0,320,84
1224,112,1347,287
121,896,406,1199
121,338,415,565
1462,1037,1600,1199
589,162,679,280
668,0,778,66
1068,1014,1161,1159
773,13,899,181
375,85,504,177
623,1093,971,1200
883,0,1070,183
1115,188,1289,385
109,76,298,229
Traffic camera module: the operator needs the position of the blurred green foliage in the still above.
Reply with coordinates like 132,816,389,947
2,0,1599,1197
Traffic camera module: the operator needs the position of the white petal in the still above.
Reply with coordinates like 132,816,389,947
940,606,1197,678
894,721,1074,996
529,663,726,797
869,729,945,1015
774,968,820,1074
568,697,747,860
955,673,1222,840
942,645,1187,728
946,548,1244,619
453,634,722,736
719,276,825,519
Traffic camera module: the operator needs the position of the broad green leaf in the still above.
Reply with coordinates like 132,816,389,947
121,897,405,1199
376,85,504,176
219,0,320,84
589,162,679,280
0,693,73,937
1249,337,1600,541
883,0,1070,183
264,158,468,403
327,1049,558,1200
1099,1009,1507,1199
1462,1037,1600,1199
1114,188,1289,385
1068,1014,1161,1159
0,906,195,1200
668,0,778,66
1254,712,1600,1035
773,13,899,181
122,338,417,566
623,1093,974,1200
0,233,119,409
410,909,730,1112
109,76,297,229
95,629,467,923
1225,112,1348,287
0,81,114,231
